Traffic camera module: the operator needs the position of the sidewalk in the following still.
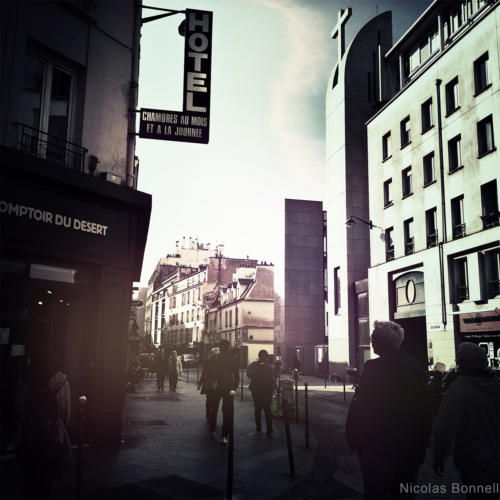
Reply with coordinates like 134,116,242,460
3,372,319,500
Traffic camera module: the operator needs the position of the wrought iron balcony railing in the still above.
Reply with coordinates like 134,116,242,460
386,246,395,261
453,223,466,239
405,238,415,255
481,211,500,229
15,123,88,172
456,285,469,302
489,279,500,298
427,232,438,248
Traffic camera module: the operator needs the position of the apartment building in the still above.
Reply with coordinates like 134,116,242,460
366,0,500,369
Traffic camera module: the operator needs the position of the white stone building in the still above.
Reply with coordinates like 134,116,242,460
366,0,500,369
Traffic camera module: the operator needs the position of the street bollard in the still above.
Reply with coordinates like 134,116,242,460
240,368,244,401
294,369,299,423
304,383,310,449
75,395,87,499
283,403,295,476
227,390,236,499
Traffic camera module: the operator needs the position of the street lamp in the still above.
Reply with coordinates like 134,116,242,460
345,215,385,242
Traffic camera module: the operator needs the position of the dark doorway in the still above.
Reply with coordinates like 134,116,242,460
395,316,428,369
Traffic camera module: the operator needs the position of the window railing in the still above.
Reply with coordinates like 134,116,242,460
481,211,500,229
489,279,500,298
15,123,88,172
456,285,469,302
427,232,438,248
453,223,466,239
386,247,395,261
405,238,415,255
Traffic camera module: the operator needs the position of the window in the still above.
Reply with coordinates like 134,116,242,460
229,310,232,327
426,208,438,247
448,134,462,172
486,249,500,298
404,218,414,255
385,227,394,261
402,167,412,197
477,115,495,157
423,152,435,186
382,131,391,160
225,311,228,327
408,45,420,73
383,178,393,207
481,180,499,229
405,26,438,76
474,52,490,94
445,77,460,115
181,312,184,323
400,116,411,147
451,195,466,239
421,99,433,133
454,258,469,302
334,267,341,315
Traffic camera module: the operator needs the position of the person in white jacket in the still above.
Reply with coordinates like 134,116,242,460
16,349,71,498
434,342,500,499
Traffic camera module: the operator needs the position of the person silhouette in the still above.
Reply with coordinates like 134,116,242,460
346,320,432,498
434,342,500,499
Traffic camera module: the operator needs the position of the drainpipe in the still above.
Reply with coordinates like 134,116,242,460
436,79,447,326
126,0,141,188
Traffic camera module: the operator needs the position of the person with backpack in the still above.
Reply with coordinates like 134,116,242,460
247,349,275,436
15,349,71,498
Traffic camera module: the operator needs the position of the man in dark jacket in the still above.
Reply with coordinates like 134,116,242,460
346,320,432,498
247,349,275,436
215,339,239,445
434,342,500,498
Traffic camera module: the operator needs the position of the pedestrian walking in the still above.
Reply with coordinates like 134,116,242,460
247,349,275,436
345,320,432,499
214,339,239,445
154,348,168,391
433,342,500,499
273,356,282,384
168,350,183,392
427,361,447,414
198,347,220,436
15,348,72,498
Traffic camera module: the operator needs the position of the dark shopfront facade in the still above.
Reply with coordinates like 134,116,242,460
0,146,151,449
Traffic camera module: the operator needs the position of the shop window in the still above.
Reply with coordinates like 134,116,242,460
385,227,394,261
400,116,411,147
477,115,495,157
423,152,435,186
404,218,414,255
402,167,412,197
383,178,393,207
382,131,391,160
451,195,466,239
480,180,499,229
474,52,490,95
445,77,460,115
426,207,438,248
448,134,462,172
421,99,433,133
454,258,469,302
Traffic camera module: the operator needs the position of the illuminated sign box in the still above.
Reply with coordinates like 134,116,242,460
139,9,212,144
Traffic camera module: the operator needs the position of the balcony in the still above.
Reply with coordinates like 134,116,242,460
453,223,466,239
427,232,438,248
405,238,415,255
16,123,87,172
481,211,500,229
456,285,469,302
386,246,395,261
489,279,500,298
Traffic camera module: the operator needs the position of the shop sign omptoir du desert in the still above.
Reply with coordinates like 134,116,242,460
139,9,212,144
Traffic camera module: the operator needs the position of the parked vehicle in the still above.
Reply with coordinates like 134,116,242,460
182,353,198,368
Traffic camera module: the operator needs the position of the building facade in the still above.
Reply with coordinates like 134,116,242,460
367,0,500,369
284,199,327,376
0,0,151,447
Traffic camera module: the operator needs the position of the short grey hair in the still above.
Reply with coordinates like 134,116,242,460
373,320,404,350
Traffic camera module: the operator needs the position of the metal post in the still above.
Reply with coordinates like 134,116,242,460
197,364,200,384
343,376,346,401
226,390,236,499
294,369,299,423
75,395,87,499
187,367,189,383
240,368,244,401
304,383,310,449
283,404,295,476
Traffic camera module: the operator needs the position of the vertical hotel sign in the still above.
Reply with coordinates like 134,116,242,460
139,9,212,144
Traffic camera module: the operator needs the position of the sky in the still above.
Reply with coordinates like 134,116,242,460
136,0,432,288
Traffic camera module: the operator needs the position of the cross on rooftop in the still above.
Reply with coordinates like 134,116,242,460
331,7,352,62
